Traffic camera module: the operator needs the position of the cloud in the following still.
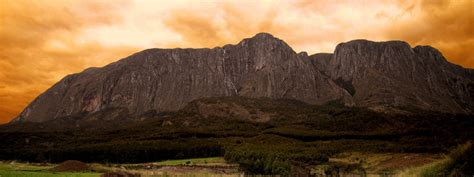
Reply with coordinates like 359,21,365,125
162,0,473,68
0,0,138,123
382,0,474,68
160,1,283,48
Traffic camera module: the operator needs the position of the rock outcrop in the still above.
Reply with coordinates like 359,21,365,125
323,40,474,113
12,33,474,123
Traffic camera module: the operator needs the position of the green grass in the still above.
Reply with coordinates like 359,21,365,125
154,157,225,166
0,171,99,177
0,162,100,177
0,159,237,177
0,163,51,171
0,163,52,171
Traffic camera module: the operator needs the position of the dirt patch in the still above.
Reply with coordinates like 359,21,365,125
158,165,239,174
124,164,241,176
50,160,90,172
329,153,441,175
31,162,50,166
370,154,439,172
101,171,140,177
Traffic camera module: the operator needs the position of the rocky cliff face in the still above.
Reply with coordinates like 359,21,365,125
12,33,474,123
324,40,474,113
13,33,348,123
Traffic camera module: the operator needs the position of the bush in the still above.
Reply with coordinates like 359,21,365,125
224,143,328,175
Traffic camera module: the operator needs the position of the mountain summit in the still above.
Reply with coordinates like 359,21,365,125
12,33,474,123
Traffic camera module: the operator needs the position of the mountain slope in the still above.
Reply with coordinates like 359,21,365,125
323,40,474,113
13,33,347,123
12,33,474,123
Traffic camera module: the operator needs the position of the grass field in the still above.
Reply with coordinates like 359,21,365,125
0,162,100,177
0,154,447,177
0,171,99,177
0,158,239,177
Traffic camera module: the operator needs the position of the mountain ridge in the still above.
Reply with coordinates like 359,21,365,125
12,32,474,123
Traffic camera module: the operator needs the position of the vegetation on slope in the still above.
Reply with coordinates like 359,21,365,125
0,97,473,175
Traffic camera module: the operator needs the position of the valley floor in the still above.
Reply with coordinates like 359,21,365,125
0,154,445,177
1,97,472,176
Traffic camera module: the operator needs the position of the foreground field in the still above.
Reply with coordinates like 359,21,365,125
0,154,455,177
108,157,241,176
0,157,241,177
0,162,99,177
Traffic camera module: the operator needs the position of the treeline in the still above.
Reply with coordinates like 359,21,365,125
224,145,328,175
1,139,223,163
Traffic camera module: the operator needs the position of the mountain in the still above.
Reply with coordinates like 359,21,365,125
318,40,474,113
11,33,474,123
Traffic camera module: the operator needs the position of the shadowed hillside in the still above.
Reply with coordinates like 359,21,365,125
1,97,473,175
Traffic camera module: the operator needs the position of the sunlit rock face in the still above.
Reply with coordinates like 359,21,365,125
13,33,474,123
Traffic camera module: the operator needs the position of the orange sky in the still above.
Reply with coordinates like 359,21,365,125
0,0,473,124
